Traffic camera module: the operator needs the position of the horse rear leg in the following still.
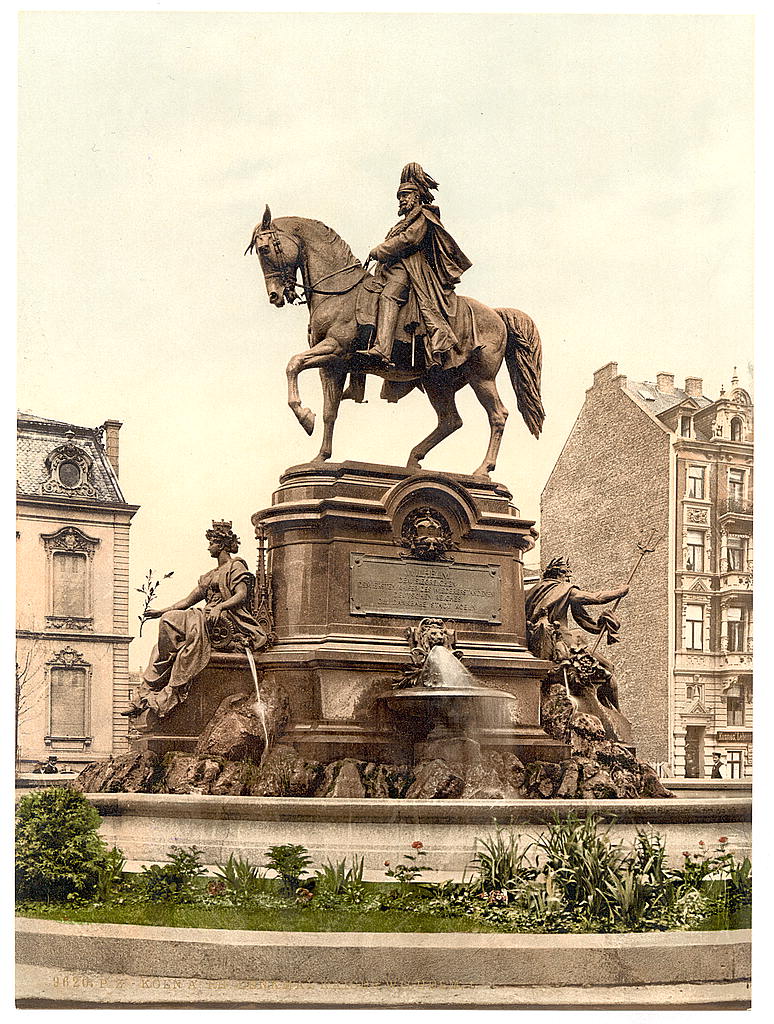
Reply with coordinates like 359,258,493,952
468,376,509,478
406,379,463,472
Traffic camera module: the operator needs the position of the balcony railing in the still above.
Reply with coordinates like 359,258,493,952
722,498,753,516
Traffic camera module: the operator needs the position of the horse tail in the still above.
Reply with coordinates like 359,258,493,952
496,307,545,438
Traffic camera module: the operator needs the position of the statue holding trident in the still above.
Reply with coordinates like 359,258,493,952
525,535,657,745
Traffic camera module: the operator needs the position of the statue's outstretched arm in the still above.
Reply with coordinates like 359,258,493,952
146,584,206,618
571,586,629,606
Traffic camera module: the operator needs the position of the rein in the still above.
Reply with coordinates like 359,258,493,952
252,225,367,305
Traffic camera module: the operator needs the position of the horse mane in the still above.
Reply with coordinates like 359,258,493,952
276,216,359,267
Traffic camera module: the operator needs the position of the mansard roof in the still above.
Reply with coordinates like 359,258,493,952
16,411,127,504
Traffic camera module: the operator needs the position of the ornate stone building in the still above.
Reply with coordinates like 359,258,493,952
540,363,753,777
16,413,139,771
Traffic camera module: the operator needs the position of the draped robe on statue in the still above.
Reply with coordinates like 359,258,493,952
371,203,472,362
137,556,266,718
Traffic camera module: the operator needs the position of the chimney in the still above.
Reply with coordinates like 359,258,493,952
684,376,703,398
102,419,122,477
593,362,621,387
656,372,675,395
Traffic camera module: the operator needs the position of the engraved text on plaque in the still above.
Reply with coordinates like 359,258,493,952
349,553,501,622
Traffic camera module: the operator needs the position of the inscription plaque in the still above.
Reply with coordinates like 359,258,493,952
350,553,501,623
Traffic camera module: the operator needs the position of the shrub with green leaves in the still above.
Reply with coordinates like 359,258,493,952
138,846,206,903
15,787,110,903
265,844,311,895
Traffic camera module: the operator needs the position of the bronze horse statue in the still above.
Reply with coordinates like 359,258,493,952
246,206,544,479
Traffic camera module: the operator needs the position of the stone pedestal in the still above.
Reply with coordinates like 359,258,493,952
130,653,256,755
249,461,566,765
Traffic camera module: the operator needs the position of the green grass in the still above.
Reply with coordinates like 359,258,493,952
15,901,503,934
692,906,751,931
15,898,751,935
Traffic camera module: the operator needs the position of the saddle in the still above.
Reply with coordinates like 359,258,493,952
349,274,479,403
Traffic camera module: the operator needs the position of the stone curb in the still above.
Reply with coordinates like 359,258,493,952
16,919,751,990
80,792,752,824
15,966,752,1009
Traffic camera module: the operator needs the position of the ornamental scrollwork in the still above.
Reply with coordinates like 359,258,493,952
40,442,100,499
47,646,89,668
41,526,100,559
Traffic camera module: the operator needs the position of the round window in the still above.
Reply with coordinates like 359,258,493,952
57,460,81,488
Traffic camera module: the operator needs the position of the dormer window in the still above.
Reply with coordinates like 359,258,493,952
730,417,743,442
679,415,692,438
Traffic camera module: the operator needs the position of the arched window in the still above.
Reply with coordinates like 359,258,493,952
730,417,743,441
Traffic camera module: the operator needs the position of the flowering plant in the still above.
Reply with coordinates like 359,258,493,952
384,841,434,896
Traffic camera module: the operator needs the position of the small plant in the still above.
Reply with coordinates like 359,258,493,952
138,846,206,903
384,841,434,898
265,844,312,895
533,814,626,926
213,854,271,906
16,787,109,903
470,826,533,893
315,855,364,896
94,846,127,903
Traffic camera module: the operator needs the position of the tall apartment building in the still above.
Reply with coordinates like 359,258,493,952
540,363,753,777
16,413,139,771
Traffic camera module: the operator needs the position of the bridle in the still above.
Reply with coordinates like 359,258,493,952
246,225,367,306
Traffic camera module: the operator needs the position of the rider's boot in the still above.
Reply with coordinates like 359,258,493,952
363,298,399,369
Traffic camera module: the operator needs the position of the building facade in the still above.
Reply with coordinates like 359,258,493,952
540,363,752,777
16,413,139,771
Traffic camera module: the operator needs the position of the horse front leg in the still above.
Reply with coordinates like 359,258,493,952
286,339,340,436
313,365,347,464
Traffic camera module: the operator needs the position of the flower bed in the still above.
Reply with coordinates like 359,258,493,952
16,790,751,936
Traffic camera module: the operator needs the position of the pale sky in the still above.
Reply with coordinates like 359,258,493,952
16,12,754,668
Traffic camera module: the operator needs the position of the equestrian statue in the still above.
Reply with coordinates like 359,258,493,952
246,163,544,479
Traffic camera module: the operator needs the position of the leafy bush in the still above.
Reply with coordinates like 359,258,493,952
265,844,312,895
470,827,533,893
213,854,272,906
138,846,207,903
95,846,127,903
532,814,628,927
315,855,364,896
15,788,109,903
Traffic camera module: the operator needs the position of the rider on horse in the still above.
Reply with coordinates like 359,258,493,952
363,163,472,370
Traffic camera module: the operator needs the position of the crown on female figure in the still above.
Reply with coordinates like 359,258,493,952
206,519,240,551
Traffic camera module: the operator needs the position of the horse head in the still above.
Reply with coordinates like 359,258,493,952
245,205,302,307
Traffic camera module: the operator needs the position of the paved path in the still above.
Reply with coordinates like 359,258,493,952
16,965,751,1009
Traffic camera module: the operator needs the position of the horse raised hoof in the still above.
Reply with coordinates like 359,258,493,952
296,407,316,435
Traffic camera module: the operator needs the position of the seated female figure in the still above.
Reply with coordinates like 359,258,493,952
123,520,266,719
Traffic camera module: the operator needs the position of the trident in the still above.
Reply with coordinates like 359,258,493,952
588,529,659,656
